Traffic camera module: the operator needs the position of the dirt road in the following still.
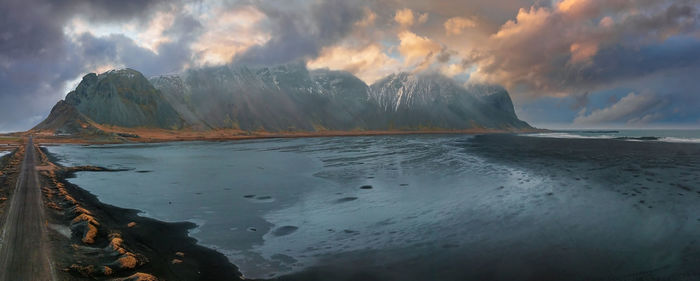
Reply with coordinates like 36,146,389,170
0,137,55,280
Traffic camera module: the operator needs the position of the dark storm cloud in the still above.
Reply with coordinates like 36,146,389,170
57,0,174,22
234,0,365,65
73,13,202,76
0,0,180,132
555,36,700,90
0,0,170,60
0,39,86,131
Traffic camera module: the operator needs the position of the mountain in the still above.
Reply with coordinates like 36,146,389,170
369,72,529,129
64,69,183,129
149,63,383,131
32,100,104,136
34,64,531,137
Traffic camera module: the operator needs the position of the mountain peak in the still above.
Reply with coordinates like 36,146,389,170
37,64,531,136
62,68,183,129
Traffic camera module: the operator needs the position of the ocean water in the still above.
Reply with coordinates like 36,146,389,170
46,131,700,280
529,129,700,143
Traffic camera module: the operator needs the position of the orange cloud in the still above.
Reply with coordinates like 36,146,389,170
307,44,401,84
191,6,270,66
395,8,414,26
557,0,593,14
394,8,428,27
569,42,598,64
398,31,442,68
444,17,477,35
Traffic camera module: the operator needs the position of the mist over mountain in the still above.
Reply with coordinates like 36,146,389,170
34,64,531,136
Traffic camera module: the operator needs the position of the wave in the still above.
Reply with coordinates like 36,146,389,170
526,133,618,139
613,136,660,141
525,133,700,143
569,130,620,134
660,137,700,143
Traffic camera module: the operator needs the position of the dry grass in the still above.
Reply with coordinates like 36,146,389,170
30,123,544,145
82,223,98,244
117,254,139,269
71,213,100,226
108,234,127,254
116,272,159,281
46,202,62,210
69,206,92,216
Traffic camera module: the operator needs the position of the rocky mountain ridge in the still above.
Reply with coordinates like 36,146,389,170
34,64,532,137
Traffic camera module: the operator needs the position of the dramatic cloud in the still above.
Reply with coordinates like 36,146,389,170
307,44,401,84
398,31,443,69
190,5,270,66
2,0,700,131
0,0,183,131
233,0,365,65
466,1,700,97
573,91,665,125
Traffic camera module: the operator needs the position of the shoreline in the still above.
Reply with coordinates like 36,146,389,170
0,129,545,281
36,146,246,280
23,128,546,145
8,133,700,280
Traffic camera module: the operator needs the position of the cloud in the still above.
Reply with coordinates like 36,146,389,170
233,0,365,65
465,1,700,98
417,13,429,25
356,7,377,28
394,8,414,27
0,0,183,132
570,92,590,110
191,5,270,66
444,17,477,35
398,31,443,68
307,44,401,84
68,8,201,77
394,8,428,28
573,91,664,125
568,42,598,64
3,0,700,131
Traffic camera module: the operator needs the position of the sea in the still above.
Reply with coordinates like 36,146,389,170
46,130,700,280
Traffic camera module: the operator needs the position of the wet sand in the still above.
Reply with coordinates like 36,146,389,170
269,134,700,281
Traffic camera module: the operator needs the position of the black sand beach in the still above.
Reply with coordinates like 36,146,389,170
40,148,244,280
30,134,700,281
269,134,700,281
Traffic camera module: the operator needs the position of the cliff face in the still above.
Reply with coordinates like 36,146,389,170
150,63,384,131
64,69,183,129
35,64,531,135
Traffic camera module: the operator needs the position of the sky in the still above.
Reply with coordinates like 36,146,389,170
1,0,700,132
